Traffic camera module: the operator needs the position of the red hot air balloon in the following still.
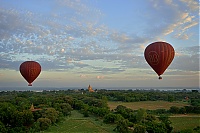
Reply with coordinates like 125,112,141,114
144,42,175,79
19,61,41,86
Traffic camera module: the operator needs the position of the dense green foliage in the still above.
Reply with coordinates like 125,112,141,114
0,89,199,132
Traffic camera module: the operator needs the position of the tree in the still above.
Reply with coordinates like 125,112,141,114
54,103,72,116
13,96,30,111
179,107,186,114
0,102,32,132
115,119,129,133
146,114,157,122
128,112,137,123
60,103,73,116
103,113,123,124
64,96,74,105
159,115,173,133
32,110,43,121
184,106,194,113
193,106,200,114
154,109,167,115
115,105,127,113
81,103,90,117
169,106,179,114
0,121,7,133
0,102,19,127
37,118,51,131
133,124,146,133
20,110,34,127
191,99,200,106
42,108,59,123
97,107,109,117
145,121,167,133
115,105,131,119
167,95,174,102
73,100,85,110
136,108,147,123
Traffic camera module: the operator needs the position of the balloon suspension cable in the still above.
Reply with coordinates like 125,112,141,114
158,76,162,80
28,83,32,86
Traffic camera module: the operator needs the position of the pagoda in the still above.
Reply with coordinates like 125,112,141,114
88,84,94,92
29,103,42,112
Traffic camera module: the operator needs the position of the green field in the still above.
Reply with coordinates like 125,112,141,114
41,111,200,133
108,101,189,110
108,101,199,131
170,115,200,131
40,110,116,133
41,101,199,132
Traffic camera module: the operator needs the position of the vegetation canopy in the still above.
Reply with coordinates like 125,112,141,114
0,89,199,133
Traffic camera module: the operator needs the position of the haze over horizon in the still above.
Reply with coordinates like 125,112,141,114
0,0,199,88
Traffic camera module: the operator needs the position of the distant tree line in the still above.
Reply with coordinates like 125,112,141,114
88,89,200,103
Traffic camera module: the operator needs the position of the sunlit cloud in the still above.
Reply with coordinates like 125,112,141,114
96,75,104,79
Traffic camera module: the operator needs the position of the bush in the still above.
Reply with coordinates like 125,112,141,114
83,110,89,117
169,106,179,114
154,109,167,114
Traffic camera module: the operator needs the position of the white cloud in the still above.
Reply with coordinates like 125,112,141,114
80,74,87,78
148,0,198,40
170,46,199,71
171,55,199,71
0,0,199,76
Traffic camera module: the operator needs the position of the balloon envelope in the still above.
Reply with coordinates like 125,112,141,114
19,61,41,86
144,42,175,79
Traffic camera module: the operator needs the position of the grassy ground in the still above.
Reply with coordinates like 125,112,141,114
40,110,116,133
107,101,189,110
41,101,198,132
108,101,200,131
170,115,200,132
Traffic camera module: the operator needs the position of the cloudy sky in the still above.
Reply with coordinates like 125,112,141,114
0,0,199,88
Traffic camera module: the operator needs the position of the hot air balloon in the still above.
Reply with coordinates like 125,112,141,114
144,42,175,79
19,61,41,86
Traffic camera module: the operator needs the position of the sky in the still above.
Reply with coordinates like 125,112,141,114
0,0,199,88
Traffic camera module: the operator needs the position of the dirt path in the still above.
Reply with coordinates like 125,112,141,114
169,114,200,117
